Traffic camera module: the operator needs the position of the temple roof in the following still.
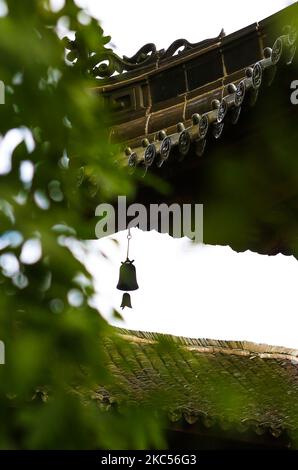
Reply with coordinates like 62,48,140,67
92,5,297,169
74,4,298,259
89,328,298,445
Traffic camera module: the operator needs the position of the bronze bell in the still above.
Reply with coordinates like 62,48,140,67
117,259,139,291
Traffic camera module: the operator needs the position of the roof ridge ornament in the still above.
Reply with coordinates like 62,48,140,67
65,30,225,79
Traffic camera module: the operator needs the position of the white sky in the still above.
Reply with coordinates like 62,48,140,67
74,0,296,56
81,231,298,349
68,0,298,349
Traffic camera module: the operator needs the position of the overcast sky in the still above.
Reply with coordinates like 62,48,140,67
74,0,295,56
67,0,298,349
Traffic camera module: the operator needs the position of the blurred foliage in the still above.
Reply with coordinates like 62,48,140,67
0,0,165,449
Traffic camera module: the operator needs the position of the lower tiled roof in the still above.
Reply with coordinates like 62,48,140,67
94,328,298,439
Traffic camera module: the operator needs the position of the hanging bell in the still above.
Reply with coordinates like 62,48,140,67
117,258,139,291
117,230,139,310
120,292,132,309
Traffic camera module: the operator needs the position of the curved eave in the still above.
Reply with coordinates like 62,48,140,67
117,31,295,168
93,4,298,171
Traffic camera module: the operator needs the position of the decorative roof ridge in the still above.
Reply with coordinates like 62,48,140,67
114,327,298,361
65,29,225,83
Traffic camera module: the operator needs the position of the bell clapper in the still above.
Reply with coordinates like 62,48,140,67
121,292,132,309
